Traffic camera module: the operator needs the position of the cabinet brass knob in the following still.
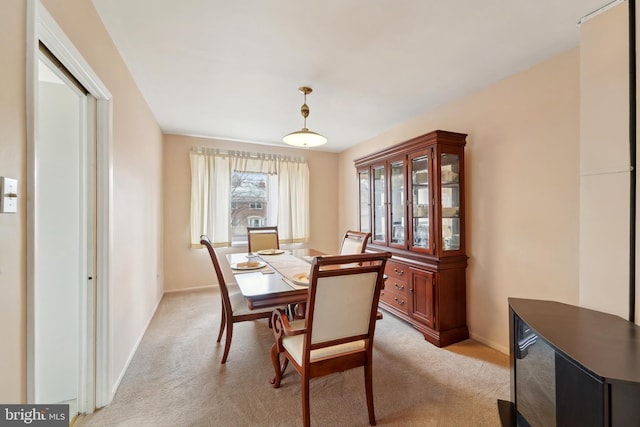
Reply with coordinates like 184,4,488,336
394,283,404,291
394,297,405,306
394,268,404,276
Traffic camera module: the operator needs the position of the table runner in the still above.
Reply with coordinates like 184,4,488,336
258,252,312,286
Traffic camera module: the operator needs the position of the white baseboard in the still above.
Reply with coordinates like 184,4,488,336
163,284,216,293
110,293,164,398
469,331,508,355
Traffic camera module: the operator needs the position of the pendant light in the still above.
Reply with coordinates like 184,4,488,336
283,86,327,147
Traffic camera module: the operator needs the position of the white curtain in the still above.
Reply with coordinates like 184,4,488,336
190,149,231,247
190,148,309,247
231,151,278,174
278,159,309,244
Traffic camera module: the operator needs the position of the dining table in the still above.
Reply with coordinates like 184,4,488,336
223,248,386,322
223,248,324,310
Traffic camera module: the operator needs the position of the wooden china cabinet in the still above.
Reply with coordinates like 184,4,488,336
355,130,468,347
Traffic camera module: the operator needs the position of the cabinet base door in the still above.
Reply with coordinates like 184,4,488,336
410,269,435,328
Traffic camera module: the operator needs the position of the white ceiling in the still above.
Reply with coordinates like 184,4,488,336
91,0,613,152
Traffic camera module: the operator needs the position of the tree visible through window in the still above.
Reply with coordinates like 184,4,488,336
230,172,274,244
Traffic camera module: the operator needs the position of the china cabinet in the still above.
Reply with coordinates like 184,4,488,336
355,130,468,347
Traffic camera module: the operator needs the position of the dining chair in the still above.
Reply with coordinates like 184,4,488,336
270,251,392,427
201,235,281,364
339,230,372,255
247,226,280,253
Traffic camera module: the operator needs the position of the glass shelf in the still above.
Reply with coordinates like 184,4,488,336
373,165,386,242
441,153,460,251
411,154,430,250
390,160,405,245
358,169,370,233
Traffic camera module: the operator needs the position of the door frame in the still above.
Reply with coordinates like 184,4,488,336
26,0,114,411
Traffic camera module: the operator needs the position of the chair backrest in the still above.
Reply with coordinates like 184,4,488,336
247,226,279,253
200,235,233,314
304,252,391,352
339,230,372,255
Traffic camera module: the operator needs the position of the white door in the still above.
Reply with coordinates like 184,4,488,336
33,52,96,419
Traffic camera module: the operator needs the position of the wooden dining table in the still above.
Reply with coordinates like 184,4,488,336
224,248,323,310
223,248,386,322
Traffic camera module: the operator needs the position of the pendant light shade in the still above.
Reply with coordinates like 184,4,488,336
283,86,327,147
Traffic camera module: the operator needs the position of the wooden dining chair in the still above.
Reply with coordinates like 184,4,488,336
247,226,279,253
270,251,392,427
200,235,281,364
339,230,372,255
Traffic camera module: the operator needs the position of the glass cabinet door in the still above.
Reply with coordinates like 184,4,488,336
441,153,461,251
358,169,371,233
372,165,386,243
411,154,430,251
389,160,405,246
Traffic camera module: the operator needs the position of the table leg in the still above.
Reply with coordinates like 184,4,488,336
292,302,306,319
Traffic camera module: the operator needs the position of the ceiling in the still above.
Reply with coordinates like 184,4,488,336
91,0,613,152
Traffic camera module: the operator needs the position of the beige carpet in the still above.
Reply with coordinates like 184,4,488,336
76,288,510,427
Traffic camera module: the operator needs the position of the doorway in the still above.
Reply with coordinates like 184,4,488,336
27,0,114,416
33,51,94,420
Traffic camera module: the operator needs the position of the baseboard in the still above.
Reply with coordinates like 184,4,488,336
110,292,164,398
163,284,216,293
469,331,508,355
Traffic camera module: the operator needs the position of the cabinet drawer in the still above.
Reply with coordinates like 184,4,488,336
384,276,408,297
380,288,409,314
386,260,408,281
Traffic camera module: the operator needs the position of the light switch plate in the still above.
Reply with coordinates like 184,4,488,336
0,177,18,213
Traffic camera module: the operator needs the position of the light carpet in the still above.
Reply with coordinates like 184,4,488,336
76,288,510,426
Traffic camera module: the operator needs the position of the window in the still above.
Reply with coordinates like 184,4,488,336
247,216,263,228
231,172,273,244
190,148,309,247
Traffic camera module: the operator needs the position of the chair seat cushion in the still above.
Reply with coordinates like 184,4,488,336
229,291,279,316
282,334,365,365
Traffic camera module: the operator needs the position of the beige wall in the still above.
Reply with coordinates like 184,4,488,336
339,49,582,352
163,135,340,291
0,0,28,404
579,4,630,317
0,0,164,402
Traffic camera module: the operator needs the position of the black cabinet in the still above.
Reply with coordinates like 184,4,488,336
499,298,640,427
